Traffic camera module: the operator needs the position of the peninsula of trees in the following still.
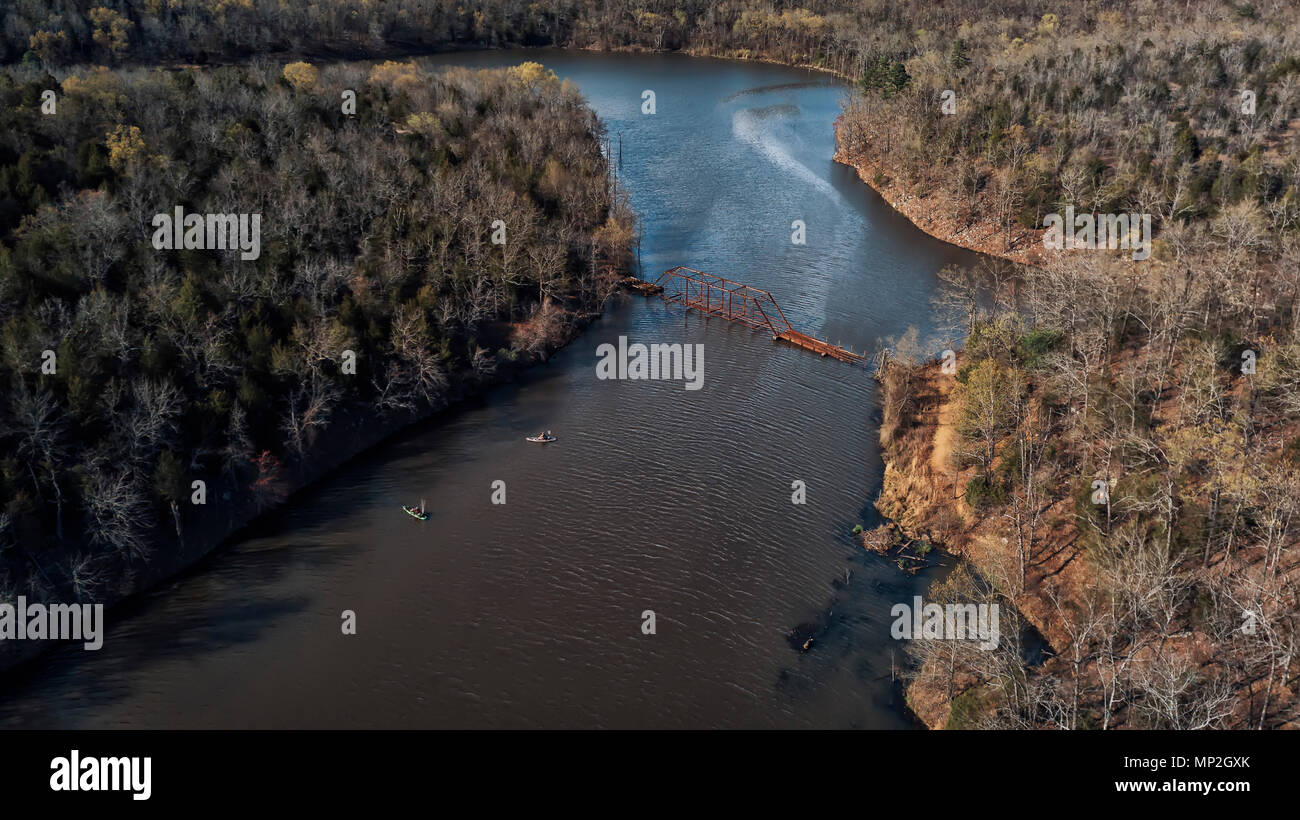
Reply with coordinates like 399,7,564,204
0,55,633,637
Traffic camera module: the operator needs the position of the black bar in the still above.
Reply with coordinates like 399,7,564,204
1,730,1284,808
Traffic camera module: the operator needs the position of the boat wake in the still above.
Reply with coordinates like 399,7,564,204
732,106,837,200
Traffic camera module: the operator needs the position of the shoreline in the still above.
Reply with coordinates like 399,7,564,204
867,359,1046,729
0,306,604,675
833,122,1061,728
831,143,1042,268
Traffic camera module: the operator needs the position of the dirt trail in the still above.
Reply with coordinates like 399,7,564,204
930,384,957,478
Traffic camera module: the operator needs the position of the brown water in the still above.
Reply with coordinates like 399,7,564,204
0,50,980,729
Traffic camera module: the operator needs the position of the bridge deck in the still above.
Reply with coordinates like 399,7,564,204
775,330,864,363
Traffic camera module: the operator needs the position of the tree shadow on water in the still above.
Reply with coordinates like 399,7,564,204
0,534,347,727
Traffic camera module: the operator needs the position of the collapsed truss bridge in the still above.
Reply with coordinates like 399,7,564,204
634,266,864,365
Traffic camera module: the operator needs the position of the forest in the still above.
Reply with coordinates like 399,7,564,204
854,0,1300,727
877,238,1299,728
0,55,633,611
835,3,1300,263
11,2,1297,263
4,0,936,69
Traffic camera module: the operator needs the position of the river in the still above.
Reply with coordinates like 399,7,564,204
0,50,980,729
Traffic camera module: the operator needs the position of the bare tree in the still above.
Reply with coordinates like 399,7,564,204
83,466,154,565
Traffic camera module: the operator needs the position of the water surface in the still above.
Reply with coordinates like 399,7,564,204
0,50,979,729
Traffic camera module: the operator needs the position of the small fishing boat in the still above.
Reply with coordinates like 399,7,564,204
525,430,556,443
403,499,429,520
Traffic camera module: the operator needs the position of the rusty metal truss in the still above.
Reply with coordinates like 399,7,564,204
651,266,864,364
